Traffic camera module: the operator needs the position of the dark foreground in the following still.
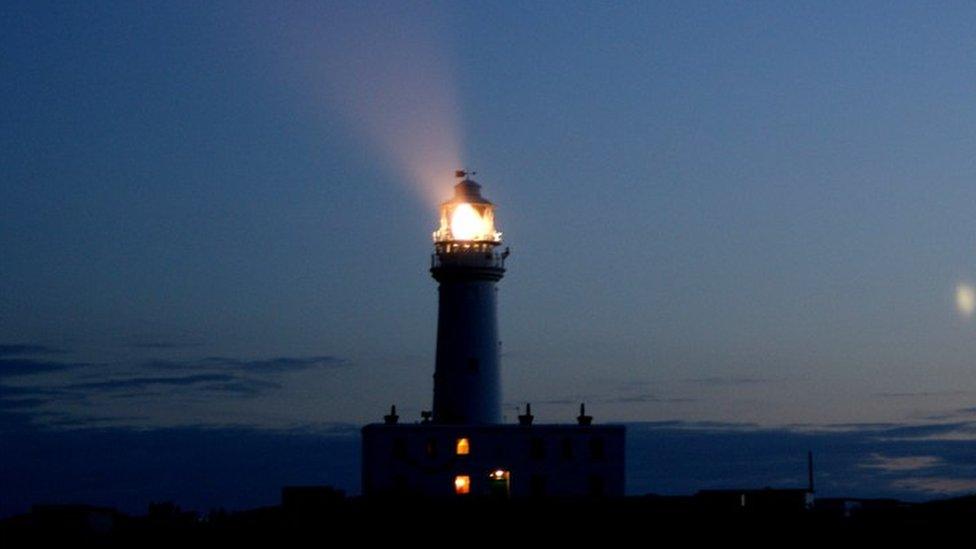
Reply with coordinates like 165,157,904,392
5,491,976,544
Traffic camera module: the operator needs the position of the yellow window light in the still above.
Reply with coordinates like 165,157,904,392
454,475,471,495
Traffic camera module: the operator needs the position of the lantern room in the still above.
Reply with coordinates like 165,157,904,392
432,171,502,249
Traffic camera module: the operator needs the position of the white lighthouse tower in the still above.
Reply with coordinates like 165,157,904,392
362,170,624,498
431,171,508,424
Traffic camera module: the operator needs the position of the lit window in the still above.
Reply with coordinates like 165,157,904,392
454,475,471,495
456,438,470,455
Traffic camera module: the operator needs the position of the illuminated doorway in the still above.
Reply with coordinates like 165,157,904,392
488,469,510,498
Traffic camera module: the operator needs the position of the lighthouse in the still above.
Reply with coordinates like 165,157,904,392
361,170,624,498
431,171,508,424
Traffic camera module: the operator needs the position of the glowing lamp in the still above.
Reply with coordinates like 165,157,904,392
433,172,501,244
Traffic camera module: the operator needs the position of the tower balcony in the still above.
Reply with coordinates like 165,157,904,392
431,245,507,270
430,245,508,282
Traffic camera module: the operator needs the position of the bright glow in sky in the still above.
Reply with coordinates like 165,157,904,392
956,284,975,318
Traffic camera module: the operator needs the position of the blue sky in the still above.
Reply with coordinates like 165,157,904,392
4,1,976,510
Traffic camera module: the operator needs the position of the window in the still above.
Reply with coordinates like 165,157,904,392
456,437,470,455
454,475,471,495
426,438,438,459
488,469,510,498
489,469,510,481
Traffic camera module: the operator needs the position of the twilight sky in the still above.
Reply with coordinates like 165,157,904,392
5,1,976,509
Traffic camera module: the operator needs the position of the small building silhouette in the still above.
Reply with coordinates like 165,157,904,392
363,422,624,497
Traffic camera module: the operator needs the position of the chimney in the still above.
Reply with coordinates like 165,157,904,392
383,405,399,425
576,403,592,426
518,403,534,426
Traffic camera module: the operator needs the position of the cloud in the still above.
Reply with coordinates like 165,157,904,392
0,354,351,428
199,356,347,372
197,379,283,397
147,355,348,374
681,376,769,386
892,477,976,495
0,384,82,413
0,344,66,357
126,341,203,350
606,393,696,404
785,421,900,432
874,422,976,442
0,384,71,398
954,407,976,416
38,414,151,428
66,373,237,392
860,453,944,472
0,358,88,378
921,407,976,421
876,391,968,398
0,397,48,410
633,420,762,431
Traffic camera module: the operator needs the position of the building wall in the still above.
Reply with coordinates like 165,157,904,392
362,424,625,497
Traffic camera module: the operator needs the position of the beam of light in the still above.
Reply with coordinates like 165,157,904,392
956,283,975,318
267,4,463,207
